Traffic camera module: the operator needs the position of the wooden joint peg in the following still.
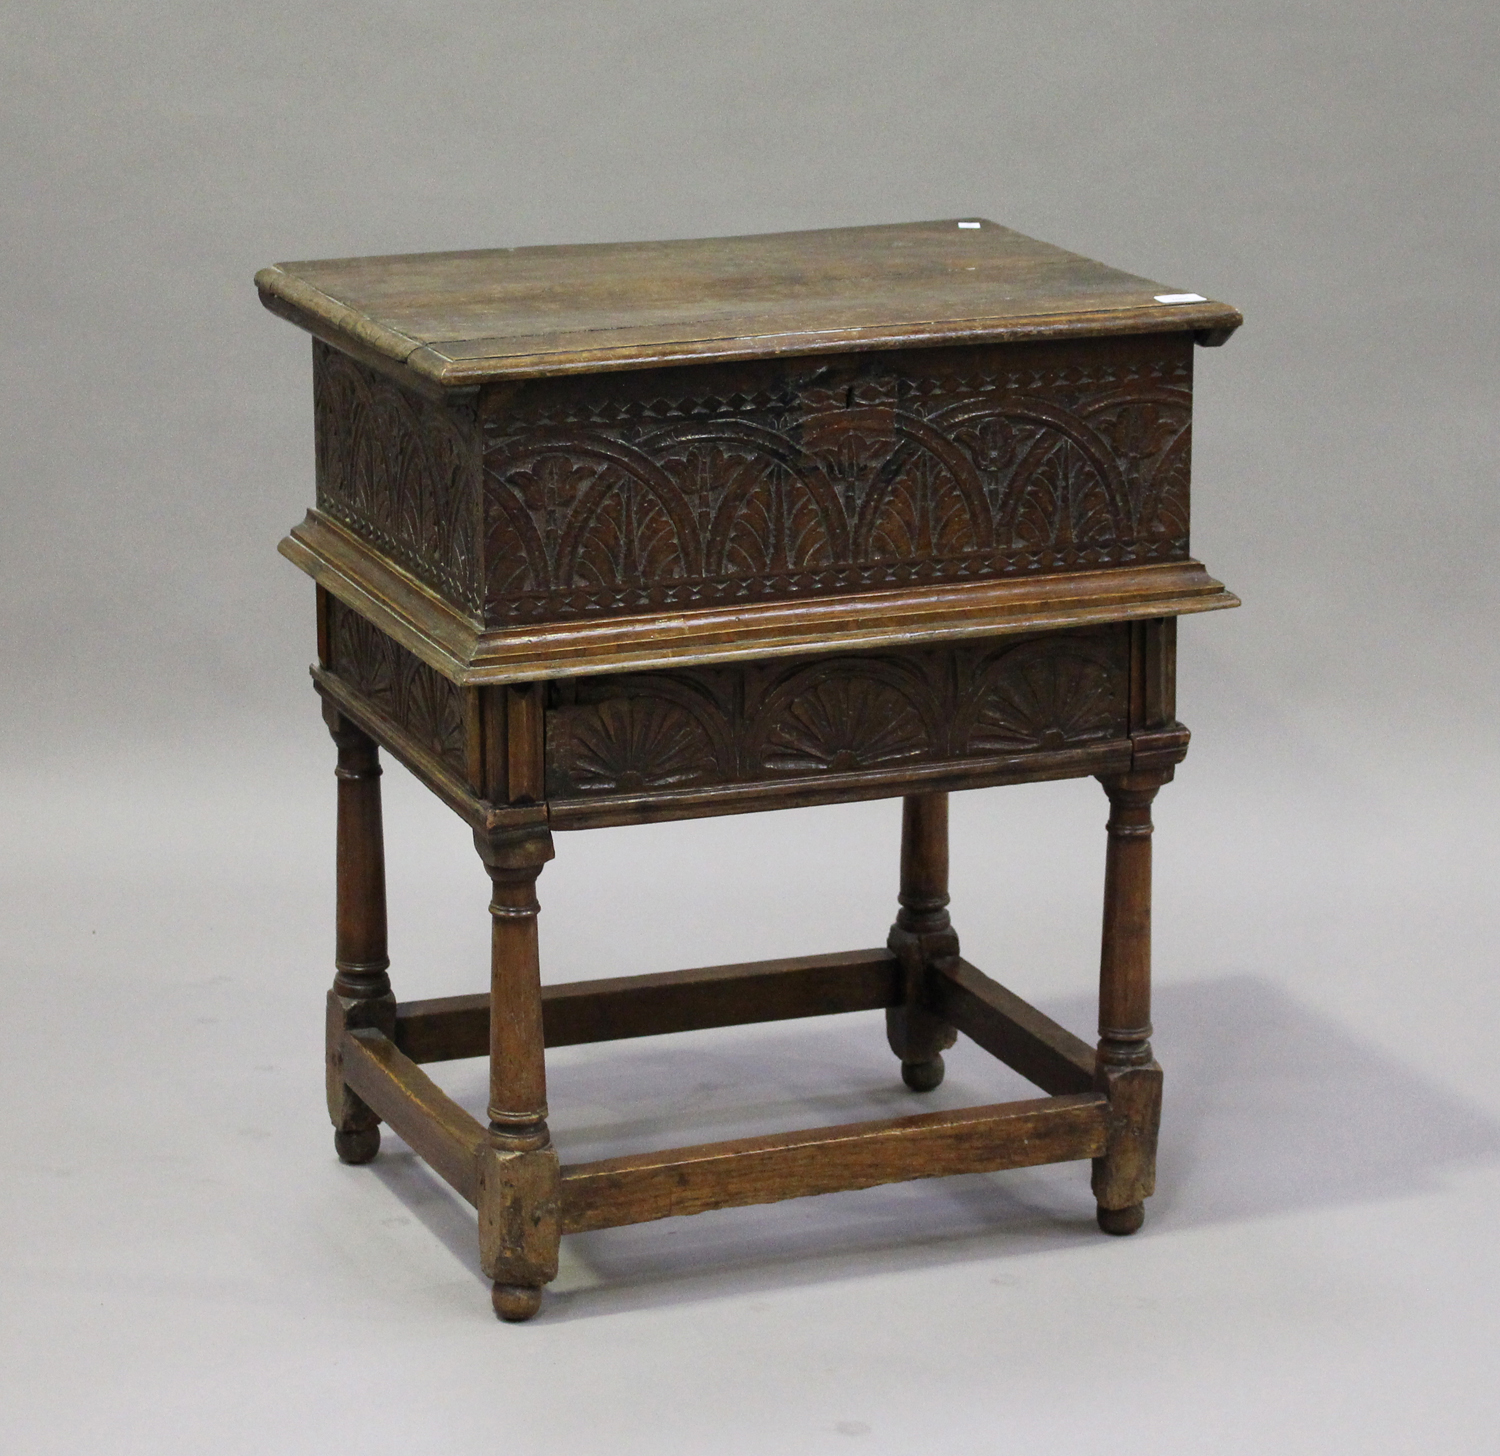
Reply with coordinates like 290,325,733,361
324,706,395,1164
886,794,959,1093
1092,769,1170,1232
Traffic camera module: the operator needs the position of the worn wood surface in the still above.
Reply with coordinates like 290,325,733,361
288,513,1235,686
323,711,395,1163
1092,770,1168,1227
475,830,554,1154
257,219,1240,387
339,1029,486,1203
318,605,1206,831
285,325,1239,681
930,958,1096,1095
885,793,960,1090
559,1093,1110,1233
270,222,1238,683
394,949,902,1064
477,1144,560,1302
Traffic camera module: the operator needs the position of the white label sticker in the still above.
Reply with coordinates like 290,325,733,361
1154,292,1207,304
957,221,981,229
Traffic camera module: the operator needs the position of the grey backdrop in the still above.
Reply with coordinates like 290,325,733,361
4,4,1497,1453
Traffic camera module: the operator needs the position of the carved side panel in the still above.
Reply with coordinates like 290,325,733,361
482,336,1193,625
313,341,484,614
545,627,1131,806
325,597,469,778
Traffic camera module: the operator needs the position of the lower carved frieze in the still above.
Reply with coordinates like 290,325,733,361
544,626,1132,803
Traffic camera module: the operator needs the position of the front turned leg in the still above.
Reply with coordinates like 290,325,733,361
1092,770,1169,1235
886,793,959,1092
324,706,395,1164
474,827,560,1322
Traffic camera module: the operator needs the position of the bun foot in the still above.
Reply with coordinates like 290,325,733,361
492,1283,543,1322
901,1056,945,1092
334,1126,380,1164
1097,1201,1146,1236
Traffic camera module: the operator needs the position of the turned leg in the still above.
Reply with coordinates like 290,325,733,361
474,828,560,1322
1092,770,1169,1235
886,793,959,1092
323,705,395,1165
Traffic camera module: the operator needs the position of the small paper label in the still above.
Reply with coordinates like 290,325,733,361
957,221,981,229
1154,292,1207,304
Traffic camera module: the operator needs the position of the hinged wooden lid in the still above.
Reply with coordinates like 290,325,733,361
256,219,1240,388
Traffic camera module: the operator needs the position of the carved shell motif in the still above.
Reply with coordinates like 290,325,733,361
756,666,932,774
961,642,1126,753
556,695,720,793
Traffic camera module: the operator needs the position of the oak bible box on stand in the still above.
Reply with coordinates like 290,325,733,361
255,219,1240,1320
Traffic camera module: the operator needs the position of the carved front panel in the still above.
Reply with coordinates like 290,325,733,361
483,335,1192,625
313,341,484,614
545,627,1131,804
325,596,470,778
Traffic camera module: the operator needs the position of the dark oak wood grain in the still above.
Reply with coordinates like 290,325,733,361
885,793,960,1090
559,1093,1110,1233
930,958,1097,1095
395,949,902,1064
288,511,1235,686
1091,770,1168,1232
257,218,1240,387
340,1029,485,1203
323,709,395,1164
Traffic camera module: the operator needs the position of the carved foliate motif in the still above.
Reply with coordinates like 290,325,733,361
545,628,1131,801
313,342,483,613
484,338,1193,624
326,598,469,776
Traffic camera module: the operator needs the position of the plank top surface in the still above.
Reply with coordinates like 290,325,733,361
256,218,1240,385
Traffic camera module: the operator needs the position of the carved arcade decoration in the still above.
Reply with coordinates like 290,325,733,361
482,338,1194,624
311,336,1194,632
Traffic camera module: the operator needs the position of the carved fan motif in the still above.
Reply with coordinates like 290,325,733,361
962,644,1126,753
1142,432,1191,547
326,601,467,774
401,659,467,768
305,343,1201,627
757,670,931,773
331,607,393,703
562,466,691,590
560,696,720,793
541,628,1137,806
801,421,895,522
